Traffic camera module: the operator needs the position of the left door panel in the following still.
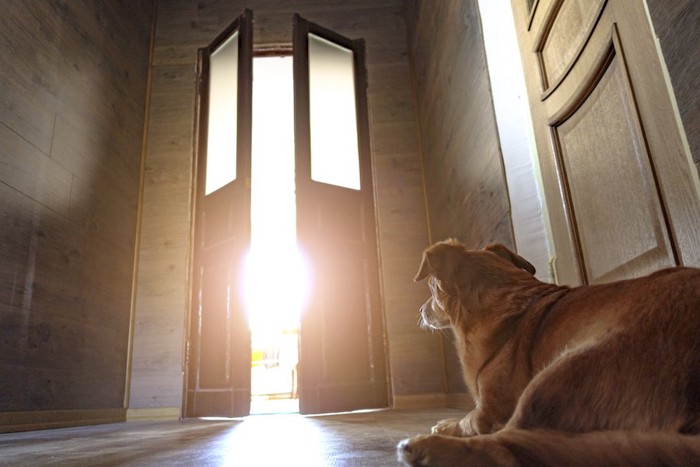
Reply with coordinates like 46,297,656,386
186,10,253,417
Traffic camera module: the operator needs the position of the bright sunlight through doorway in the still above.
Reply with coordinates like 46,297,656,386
244,55,308,414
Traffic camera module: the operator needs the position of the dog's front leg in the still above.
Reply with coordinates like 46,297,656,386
433,409,501,437
431,418,464,436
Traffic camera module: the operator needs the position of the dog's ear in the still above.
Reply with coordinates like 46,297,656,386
414,239,462,282
484,243,536,275
414,252,432,282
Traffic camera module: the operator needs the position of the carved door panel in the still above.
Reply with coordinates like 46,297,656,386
511,0,700,284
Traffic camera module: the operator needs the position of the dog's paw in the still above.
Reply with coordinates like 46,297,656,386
397,434,517,467
397,434,436,466
431,418,463,436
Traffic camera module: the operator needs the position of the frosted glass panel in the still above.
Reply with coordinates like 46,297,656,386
308,33,361,190
205,32,239,195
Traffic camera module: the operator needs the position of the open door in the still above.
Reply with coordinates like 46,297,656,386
185,10,253,417
293,15,388,414
511,0,700,285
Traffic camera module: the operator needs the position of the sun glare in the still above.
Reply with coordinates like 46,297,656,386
243,246,311,336
244,55,311,337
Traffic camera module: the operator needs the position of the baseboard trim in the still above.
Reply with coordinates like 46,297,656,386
392,393,447,409
0,408,125,434
126,407,181,422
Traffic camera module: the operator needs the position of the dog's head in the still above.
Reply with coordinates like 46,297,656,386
414,239,536,330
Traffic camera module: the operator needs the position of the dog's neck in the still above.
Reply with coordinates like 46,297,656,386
452,279,558,396
452,304,523,394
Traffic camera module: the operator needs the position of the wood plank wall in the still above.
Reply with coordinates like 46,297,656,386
405,0,515,249
129,0,444,413
1,0,694,431
646,0,700,176
0,1,153,430
404,0,515,396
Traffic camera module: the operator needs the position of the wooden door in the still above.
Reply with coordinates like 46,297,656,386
185,10,253,417
511,0,700,284
293,15,388,414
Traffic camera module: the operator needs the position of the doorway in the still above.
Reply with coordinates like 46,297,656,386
245,54,306,414
186,11,388,418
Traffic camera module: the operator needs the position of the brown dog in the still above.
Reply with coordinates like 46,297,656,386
398,239,700,466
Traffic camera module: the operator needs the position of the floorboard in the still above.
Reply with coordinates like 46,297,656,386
0,408,464,466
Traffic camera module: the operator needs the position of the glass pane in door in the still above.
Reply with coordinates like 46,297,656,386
205,31,239,195
308,33,361,190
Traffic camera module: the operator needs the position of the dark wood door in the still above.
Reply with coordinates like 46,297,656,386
511,0,700,284
185,10,253,417
293,15,388,414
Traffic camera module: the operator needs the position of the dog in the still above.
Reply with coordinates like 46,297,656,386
397,239,700,466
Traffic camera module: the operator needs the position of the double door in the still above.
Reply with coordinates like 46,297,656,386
185,11,387,417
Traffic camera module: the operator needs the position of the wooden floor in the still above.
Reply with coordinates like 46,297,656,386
0,408,463,466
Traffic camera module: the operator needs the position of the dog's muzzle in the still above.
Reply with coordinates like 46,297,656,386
419,297,450,330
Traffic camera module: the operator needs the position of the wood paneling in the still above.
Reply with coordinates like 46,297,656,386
512,0,700,285
1,0,695,430
130,0,439,412
405,0,514,250
404,0,515,395
0,0,153,429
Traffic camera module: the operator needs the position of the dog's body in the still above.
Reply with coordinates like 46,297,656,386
398,239,700,466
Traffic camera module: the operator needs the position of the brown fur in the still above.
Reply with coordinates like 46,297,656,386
398,239,700,466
